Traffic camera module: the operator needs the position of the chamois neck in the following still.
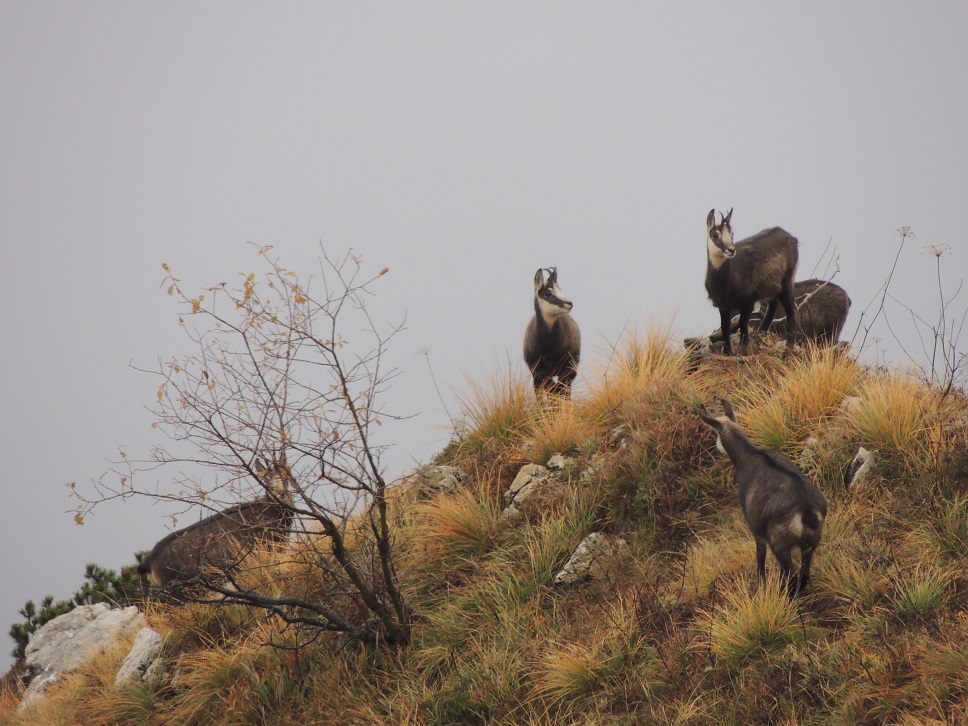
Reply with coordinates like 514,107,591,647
718,424,761,469
707,237,729,270
534,298,564,329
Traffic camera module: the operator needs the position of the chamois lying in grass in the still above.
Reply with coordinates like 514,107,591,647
137,459,294,596
698,397,827,596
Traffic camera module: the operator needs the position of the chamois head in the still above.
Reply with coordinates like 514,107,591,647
533,267,573,321
706,208,735,264
697,396,738,456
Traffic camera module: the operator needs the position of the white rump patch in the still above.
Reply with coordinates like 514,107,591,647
787,512,804,538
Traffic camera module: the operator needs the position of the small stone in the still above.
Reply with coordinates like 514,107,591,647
848,447,876,493
115,627,165,691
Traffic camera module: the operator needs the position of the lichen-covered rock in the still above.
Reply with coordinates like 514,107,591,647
114,627,165,691
502,464,549,520
411,465,464,496
546,454,571,472
21,603,144,710
553,533,627,586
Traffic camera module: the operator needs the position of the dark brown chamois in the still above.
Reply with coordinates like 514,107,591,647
712,278,852,347
137,459,295,593
705,208,800,355
524,267,581,398
753,278,851,345
697,397,827,596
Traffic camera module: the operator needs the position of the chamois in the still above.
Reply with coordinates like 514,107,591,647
137,459,295,593
705,208,799,355
524,267,581,398
711,279,852,347
697,397,827,596
753,278,851,345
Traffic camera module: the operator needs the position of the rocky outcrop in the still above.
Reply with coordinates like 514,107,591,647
848,447,876,492
114,627,165,691
21,603,144,710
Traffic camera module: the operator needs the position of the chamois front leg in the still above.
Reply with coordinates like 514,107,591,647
755,537,768,581
719,307,734,355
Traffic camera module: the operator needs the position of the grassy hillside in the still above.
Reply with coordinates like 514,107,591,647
4,333,968,724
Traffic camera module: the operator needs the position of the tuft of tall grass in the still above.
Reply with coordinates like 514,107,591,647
410,487,504,562
890,565,950,623
534,641,607,705
583,325,695,426
844,374,945,470
742,344,860,453
704,576,805,667
454,364,532,455
522,399,603,465
921,495,968,561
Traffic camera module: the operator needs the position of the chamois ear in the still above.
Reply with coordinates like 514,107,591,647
548,267,558,285
696,403,719,428
534,268,545,290
718,397,737,422
723,208,733,227
706,209,717,232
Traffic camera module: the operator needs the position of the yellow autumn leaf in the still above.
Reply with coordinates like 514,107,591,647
379,267,389,276
295,293,307,304
74,513,85,526
191,298,200,314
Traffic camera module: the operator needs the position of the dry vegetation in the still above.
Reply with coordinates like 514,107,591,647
5,332,968,725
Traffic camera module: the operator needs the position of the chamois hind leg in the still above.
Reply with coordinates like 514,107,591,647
755,537,768,582
771,546,798,597
737,306,754,350
778,283,800,346
797,546,816,594
758,299,780,332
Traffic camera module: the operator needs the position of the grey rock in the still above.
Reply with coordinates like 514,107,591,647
21,603,144,710
114,627,165,691
553,533,626,586
502,464,549,520
409,465,464,497
546,454,571,471
848,447,876,492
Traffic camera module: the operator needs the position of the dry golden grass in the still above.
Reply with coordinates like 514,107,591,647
702,575,805,667
844,373,949,469
409,486,504,561
454,363,532,454
583,324,700,425
522,398,603,464
741,344,860,452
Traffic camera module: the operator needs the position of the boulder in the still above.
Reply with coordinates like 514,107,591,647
114,626,165,691
409,465,464,497
21,603,144,710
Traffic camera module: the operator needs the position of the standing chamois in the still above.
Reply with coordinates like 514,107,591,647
697,397,827,596
705,208,800,355
524,267,581,398
137,458,295,594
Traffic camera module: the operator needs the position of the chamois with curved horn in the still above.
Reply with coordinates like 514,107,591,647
697,397,827,596
524,267,581,398
137,457,295,593
711,278,852,347
705,208,800,355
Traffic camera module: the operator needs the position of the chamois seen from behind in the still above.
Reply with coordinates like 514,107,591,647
697,397,827,596
524,267,581,398
137,458,295,595
705,208,800,355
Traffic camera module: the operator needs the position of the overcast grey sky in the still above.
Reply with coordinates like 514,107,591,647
2,2,966,672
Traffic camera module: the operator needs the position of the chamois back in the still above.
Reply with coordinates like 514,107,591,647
698,397,827,596
137,461,294,593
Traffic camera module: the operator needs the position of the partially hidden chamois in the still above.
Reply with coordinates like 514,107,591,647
524,267,581,398
712,278,852,347
697,397,827,596
705,208,800,355
753,278,851,346
137,458,295,593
